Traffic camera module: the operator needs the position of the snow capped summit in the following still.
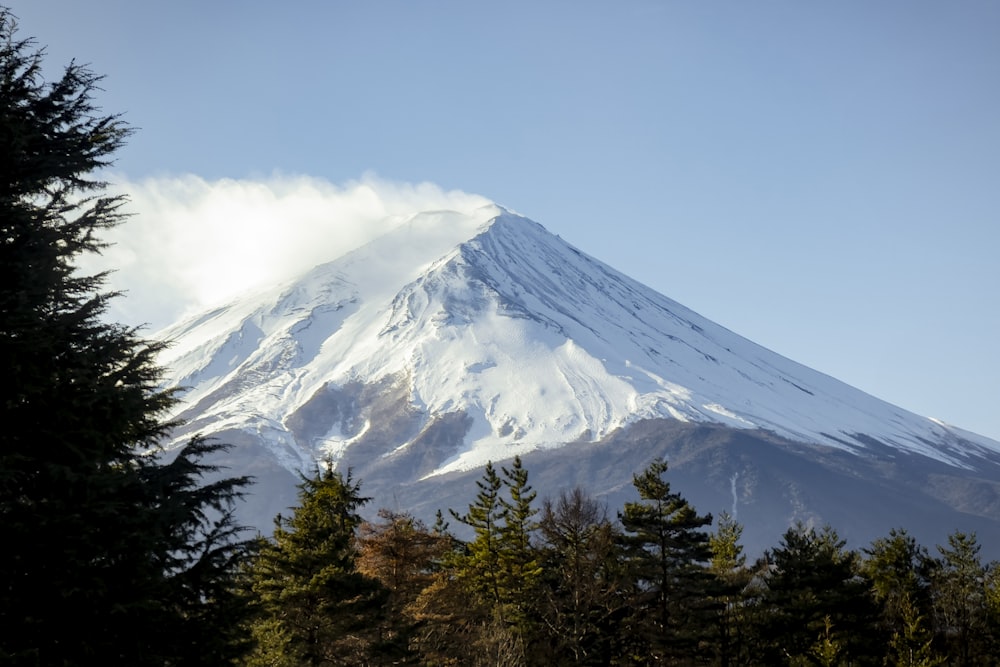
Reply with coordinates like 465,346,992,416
154,204,1000,556
159,206,999,486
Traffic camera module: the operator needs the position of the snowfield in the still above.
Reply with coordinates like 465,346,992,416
157,206,1000,477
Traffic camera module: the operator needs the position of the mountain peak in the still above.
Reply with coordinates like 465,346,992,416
160,206,999,479
156,204,1000,556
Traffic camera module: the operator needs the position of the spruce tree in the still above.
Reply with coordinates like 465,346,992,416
244,463,387,666
450,461,507,617
0,10,253,665
448,459,546,665
863,528,937,662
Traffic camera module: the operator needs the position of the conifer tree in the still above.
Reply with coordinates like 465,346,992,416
709,512,753,667
929,531,993,666
618,457,715,664
450,461,507,618
498,456,544,633
0,10,253,665
244,463,387,666
448,459,545,665
885,594,944,667
863,528,936,661
757,523,879,665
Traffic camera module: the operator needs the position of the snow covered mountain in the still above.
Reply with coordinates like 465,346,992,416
158,205,1000,555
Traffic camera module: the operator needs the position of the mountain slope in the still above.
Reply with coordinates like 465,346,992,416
157,206,1000,554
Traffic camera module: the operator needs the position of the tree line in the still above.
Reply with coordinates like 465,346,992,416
239,456,1000,667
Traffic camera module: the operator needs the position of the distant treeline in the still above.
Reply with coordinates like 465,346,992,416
238,456,1000,666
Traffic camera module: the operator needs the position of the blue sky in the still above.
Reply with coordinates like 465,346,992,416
14,1,1000,441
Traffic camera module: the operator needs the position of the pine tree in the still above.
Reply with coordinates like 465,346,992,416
863,528,936,661
447,459,547,665
929,531,992,666
618,457,715,665
244,463,387,666
709,512,753,667
450,461,508,616
498,456,543,634
885,594,944,667
0,10,253,665
787,616,846,667
756,523,879,665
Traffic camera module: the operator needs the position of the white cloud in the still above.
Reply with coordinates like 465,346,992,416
78,174,493,332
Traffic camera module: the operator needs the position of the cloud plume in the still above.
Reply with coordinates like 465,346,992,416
79,174,493,332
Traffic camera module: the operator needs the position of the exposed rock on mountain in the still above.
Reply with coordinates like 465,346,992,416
158,205,1000,555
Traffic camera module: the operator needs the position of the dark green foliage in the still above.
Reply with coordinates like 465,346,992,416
885,594,944,667
132,438,257,665
498,456,543,632
0,10,253,665
709,512,754,667
756,523,880,665
864,528,939,664
244,463,388,666
618,457,716,664
446,457,544,664
232,456,1000,667
929,531,995,666
449,461,507,615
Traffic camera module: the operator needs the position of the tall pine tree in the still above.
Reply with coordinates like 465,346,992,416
244,463,387,666
863,528,938,664
498,456,543,635
448,458,544,665
0,10,253,665
618,458,715,665
450,461,508,619
709,512,753,667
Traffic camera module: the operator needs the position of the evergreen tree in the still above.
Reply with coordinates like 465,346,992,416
135,437,256,665
450,461,507,618
244,463,387,666
0,10,253,665
498,456,544,634
786,616,846,667
929,531,993,666
756,523,879,665
885,594,944,667
447,458,545,665
618,458,715,665
709,512,753,667
863,528,937,662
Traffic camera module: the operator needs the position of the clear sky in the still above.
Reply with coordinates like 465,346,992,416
12,1,1000,441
